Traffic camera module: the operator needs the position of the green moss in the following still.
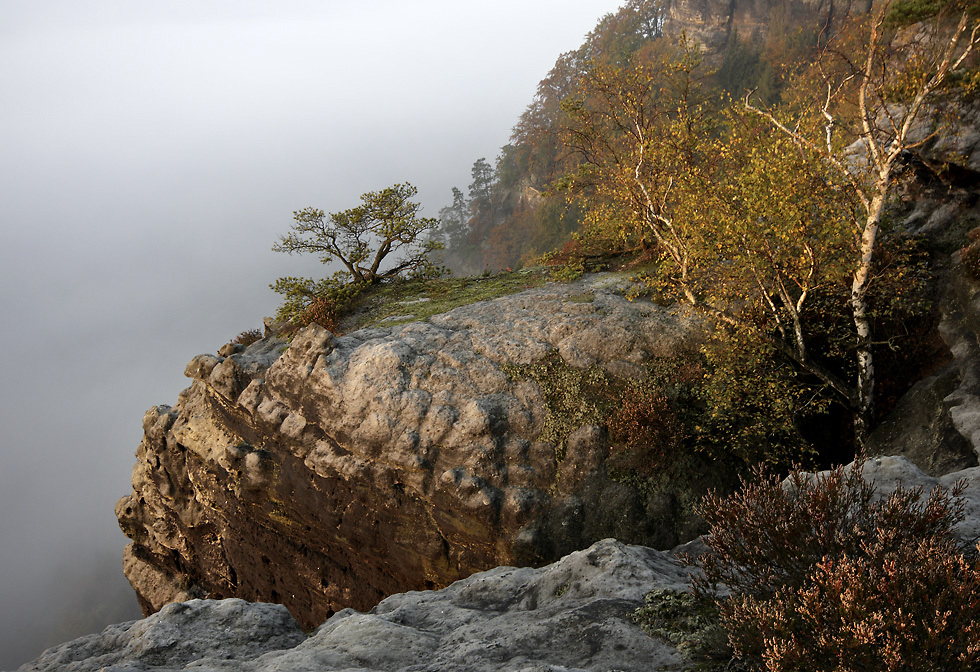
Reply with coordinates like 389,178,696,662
631,588,732,670
502,351,616,461
338,268,552,332
565,292,595,303
550,261,585,282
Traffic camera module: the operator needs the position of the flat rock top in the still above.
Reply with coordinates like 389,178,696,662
332,272,698,370
19,539,690,672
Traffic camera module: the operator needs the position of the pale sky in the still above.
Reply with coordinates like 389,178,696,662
0,1,626,666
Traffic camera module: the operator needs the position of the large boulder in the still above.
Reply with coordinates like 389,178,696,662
115,275,706,629
19,539,691,672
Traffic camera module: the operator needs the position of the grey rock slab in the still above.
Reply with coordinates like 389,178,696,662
17,540,691,672
17,599,305,672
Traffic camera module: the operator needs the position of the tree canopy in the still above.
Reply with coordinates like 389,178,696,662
554,0,978,453
274,183,442,285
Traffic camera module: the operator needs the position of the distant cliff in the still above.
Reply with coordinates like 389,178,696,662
663,0,859,55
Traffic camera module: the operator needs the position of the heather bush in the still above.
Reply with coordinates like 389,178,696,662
688,462,980,671
232,328,263,346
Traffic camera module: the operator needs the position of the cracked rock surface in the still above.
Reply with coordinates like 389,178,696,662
115,274,704,629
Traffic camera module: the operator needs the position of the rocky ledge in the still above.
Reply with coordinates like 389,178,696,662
24,456,980,672
18,539,691,672
115,275,705,630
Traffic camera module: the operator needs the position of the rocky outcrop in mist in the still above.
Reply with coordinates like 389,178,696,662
115,275,706,630
25,458,980,672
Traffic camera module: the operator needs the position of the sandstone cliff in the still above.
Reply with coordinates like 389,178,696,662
662,0,856,57
115,275,707,630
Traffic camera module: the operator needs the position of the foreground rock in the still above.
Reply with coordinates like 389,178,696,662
116,275,705,628
18,539,691,672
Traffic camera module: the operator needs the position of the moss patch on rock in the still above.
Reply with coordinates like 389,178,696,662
631,588,733,670
339,268,552,332
502,351,617,461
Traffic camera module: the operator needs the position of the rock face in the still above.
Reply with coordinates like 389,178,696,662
662,0,853,58
116,275,704,630
868,255,980,475
19,539,691,672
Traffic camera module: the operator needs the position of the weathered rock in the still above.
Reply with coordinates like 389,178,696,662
18,540,691,672
867,363,978,476
17,598,305,672
117,274,705,629
662,0,852,61
868,258,980,475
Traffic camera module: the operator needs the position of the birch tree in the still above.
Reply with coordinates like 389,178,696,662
745,0,979,445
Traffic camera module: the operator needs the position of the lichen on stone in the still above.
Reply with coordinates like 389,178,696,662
631,587,732,670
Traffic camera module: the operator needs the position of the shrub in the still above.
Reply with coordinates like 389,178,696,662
538,228,624,282
233,329,263,347
607,384,680,476
687,462,980,671
271,272,364,335
302,294,342,333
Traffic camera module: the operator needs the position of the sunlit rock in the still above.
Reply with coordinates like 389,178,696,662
116,274,706,630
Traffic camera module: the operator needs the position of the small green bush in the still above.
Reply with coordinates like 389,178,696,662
687,461,980,672
270,272,364,335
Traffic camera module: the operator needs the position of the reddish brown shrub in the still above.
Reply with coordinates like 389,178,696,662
607,385,680,475
545,238,586,266
233,328,263,346
303,295,341,334
688,462,980,671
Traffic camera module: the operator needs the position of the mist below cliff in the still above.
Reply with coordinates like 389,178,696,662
0,2,627,667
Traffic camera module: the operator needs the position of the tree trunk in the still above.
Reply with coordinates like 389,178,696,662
850,188,886,450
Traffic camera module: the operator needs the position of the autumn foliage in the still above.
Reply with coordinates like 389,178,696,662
607,384,680,476
689,462,980,671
